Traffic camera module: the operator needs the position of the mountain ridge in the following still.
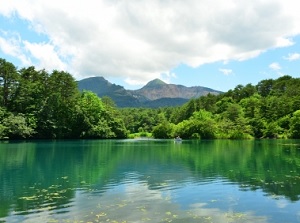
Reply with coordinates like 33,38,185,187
78,76,222,107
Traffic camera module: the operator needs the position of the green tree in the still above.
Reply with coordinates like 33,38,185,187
257,79,274,97
248,118,266,138
174,110,216,139
0,58,19,108
270,75,292,96
230,84,256,102
11,66,48,115
262,96,291,121
290,110,300,138
191,110,216,139
76,91,105,138
239,93,262,119
0,106,8,138
215,97,234,114
263,121,282,139
152,121,174,139
197,93,218,113
171,99,199,124
77,91,127,139
2,113,35,139
217,103,253,139
102,96,127,138
37,70,80,138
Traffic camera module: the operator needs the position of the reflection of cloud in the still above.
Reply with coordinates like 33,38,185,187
59,181,268,223
276,199,289,209
0,178,272,222
124,181,164,200
190,203,268,223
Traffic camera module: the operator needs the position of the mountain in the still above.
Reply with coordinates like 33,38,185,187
131,78,220,101
77,77,141,107
78,76,222,108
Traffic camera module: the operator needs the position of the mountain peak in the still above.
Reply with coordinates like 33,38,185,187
78,76,222,108
144,79,167,88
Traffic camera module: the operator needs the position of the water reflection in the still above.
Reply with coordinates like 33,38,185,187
1,139,300,222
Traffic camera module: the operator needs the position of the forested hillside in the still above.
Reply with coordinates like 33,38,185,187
0,59,127,139
1,58,300,140
121,75,300,139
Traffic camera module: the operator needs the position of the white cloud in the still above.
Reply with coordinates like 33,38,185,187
160,71,177,84
0,32,31,65
23,41,66,71
284,53,300,61
219,68,233,76
1,0,300,86
269,62,281,71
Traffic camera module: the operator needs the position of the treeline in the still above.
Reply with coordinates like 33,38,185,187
1,58,300,140
120,76,300,139
0,58,127,139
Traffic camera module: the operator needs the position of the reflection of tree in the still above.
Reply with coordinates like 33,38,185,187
175,140,300,201
0,140,120,217
107,140,300,201
1,139,300,219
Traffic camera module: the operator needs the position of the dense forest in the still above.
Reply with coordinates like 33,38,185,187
1,58,300,140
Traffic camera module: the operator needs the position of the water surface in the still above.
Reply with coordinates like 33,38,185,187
1,139,300,222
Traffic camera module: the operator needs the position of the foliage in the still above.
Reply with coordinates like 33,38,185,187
128,132,152,139
0,58,19,108
0,59,128,139
1,57,300,140
290,110,300,138
152,121,174,139
2,113,36,139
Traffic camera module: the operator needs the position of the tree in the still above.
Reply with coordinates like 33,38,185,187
152,121,174,139
197,93,218,113
290,110,300,138
263,121,282,139
2,113,35,139
239,93,262,119
0,58,19,108
76,91,104,138
223,103,243,121
36,70,80,138
217,103,253,139
248,118,266,138
257,79,274,97
215,97,234,114
0,106,8,138
263,96,292,121
191,110,217,139
174,110,217,139
101,97,127,139
77,91,127,139
270,75,292,96
11,66,49,115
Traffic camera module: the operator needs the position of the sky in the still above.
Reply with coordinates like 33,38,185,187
0,0,300,92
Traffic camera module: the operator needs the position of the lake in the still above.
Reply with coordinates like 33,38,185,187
1,139,300,223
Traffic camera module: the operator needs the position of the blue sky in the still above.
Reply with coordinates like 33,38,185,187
170,36,300,91
0,1,300,92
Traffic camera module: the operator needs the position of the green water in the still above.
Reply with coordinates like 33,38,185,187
1,139,300,222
